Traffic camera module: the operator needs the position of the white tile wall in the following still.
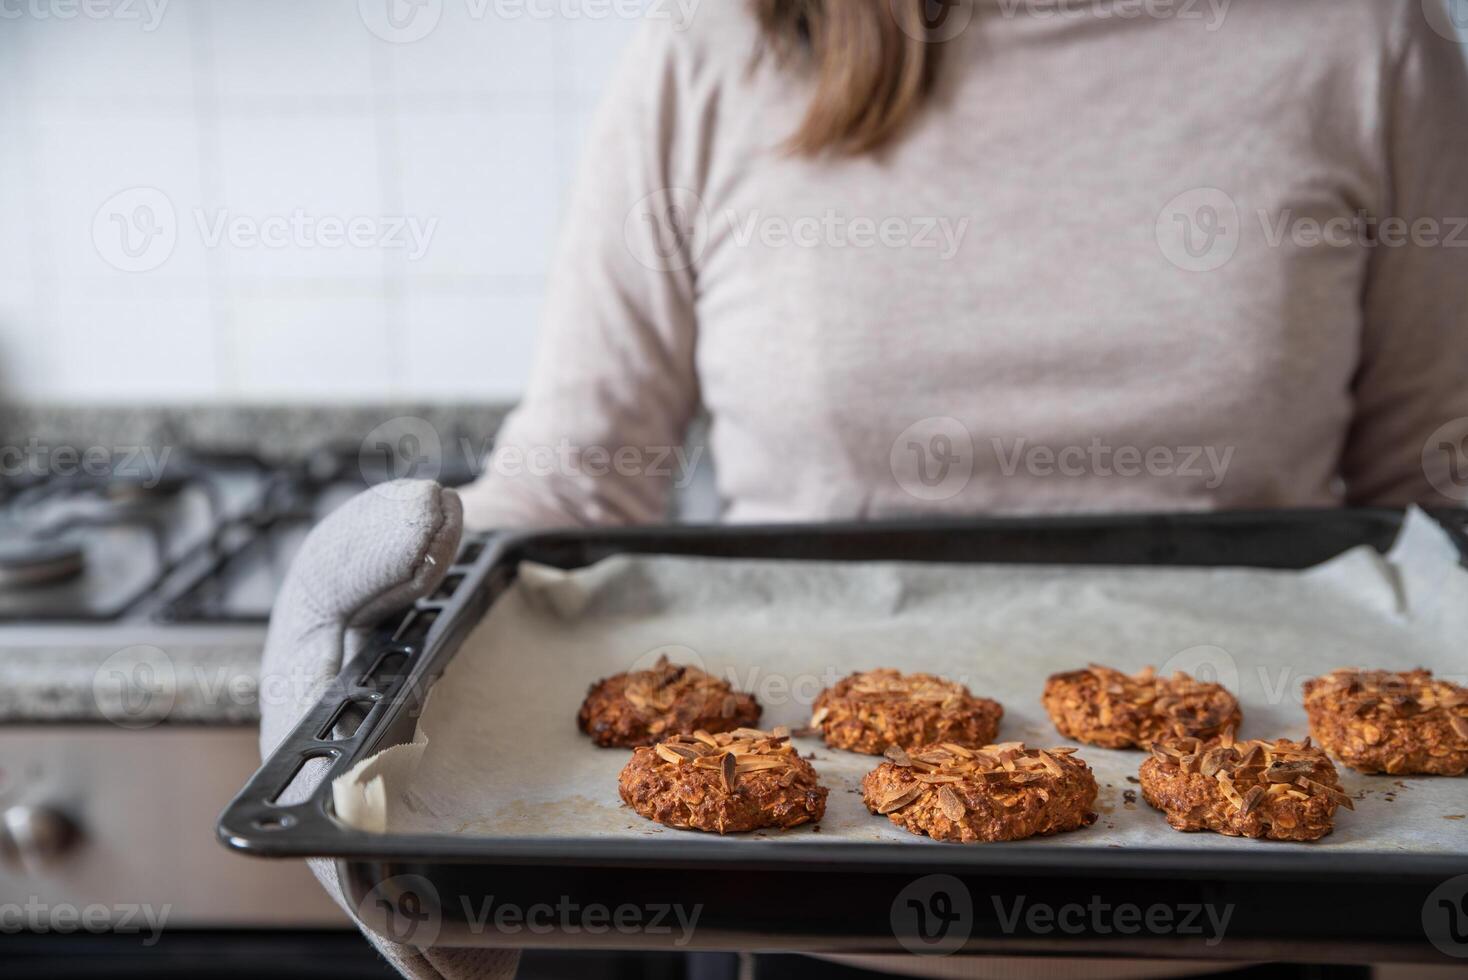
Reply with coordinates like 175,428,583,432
0,0,646,403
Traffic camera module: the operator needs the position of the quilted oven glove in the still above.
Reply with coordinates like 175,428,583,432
258,479,519,980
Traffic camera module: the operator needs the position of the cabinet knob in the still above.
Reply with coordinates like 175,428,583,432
0,805,80,873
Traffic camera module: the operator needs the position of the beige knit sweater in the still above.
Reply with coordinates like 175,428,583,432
459,0,1468,531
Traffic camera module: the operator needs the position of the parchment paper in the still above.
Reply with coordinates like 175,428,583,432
334,509,1468,855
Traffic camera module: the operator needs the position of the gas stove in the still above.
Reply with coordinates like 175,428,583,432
0,436,482,731
0,445,475,627
0,436,479,930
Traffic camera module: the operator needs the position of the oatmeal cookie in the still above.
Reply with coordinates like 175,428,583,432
861,741,1097,843
1139,733,1352,841
1302,669,1468,775
1042,664,1241,749
618,727,828,834
810,669,1003,755
578,655,760,748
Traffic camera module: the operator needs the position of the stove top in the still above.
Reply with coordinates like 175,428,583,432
0,445,476,626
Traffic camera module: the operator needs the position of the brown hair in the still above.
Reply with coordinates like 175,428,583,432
751,0,943,156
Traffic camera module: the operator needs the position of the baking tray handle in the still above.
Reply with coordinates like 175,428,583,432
217,532,507,852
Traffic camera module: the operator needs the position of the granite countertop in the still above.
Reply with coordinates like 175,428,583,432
0,401,511,464
0,642,265,726
0,401,716,724
0,401,510,726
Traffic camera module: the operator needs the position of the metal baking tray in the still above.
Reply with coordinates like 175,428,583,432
220,509,1468,963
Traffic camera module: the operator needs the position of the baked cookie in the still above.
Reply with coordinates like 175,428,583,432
578,655,760,747
861,741,1097,843
1043,664,1241,749
618,727,828,834
1139,733,1352,841
1302,669,1468,775
810,669,1003,755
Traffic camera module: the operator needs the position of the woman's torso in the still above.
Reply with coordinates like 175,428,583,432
679,0,1399,522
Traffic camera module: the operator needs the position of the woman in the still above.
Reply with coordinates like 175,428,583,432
262,1,1468,977
458,0,1468,529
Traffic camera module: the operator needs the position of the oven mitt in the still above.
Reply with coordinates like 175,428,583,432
258,479,519,980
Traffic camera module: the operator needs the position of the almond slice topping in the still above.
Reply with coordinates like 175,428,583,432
937,786,966,821
884,744,913,767
877,784,924,815
655,744,688,765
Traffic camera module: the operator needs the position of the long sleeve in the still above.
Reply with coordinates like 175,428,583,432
1342,6,1468,507
457,21,704,531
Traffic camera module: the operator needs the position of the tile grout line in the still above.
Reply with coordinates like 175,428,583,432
371,35,409,398
13,21,60,399
190,0,233,398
